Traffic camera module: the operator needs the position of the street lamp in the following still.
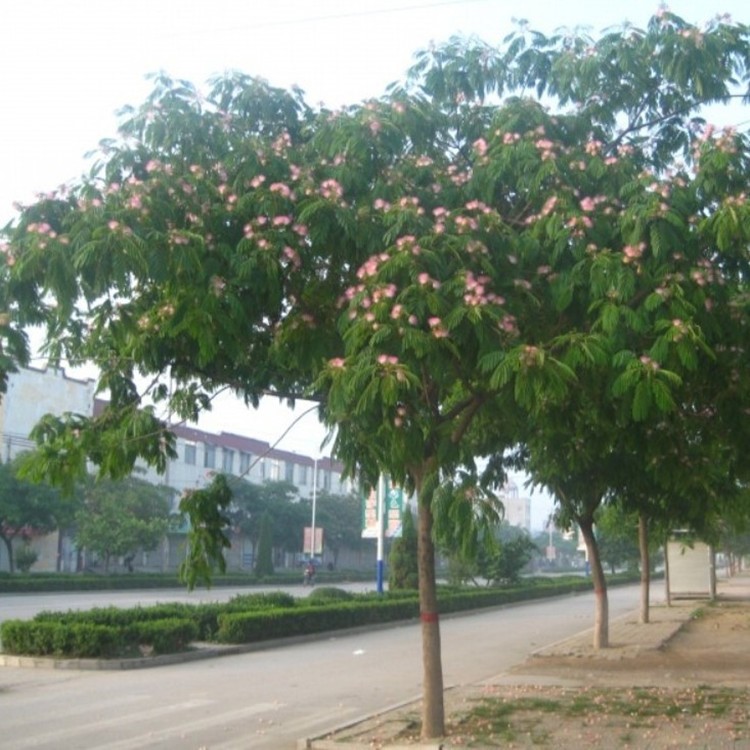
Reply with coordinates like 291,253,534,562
310,457,318,561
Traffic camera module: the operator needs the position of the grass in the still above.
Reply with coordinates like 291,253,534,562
393,685,749,747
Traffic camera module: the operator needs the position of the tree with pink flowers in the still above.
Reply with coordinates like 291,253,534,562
3,10,750,740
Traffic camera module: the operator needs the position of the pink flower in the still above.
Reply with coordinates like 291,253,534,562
270,182,292,198
540,196,558,216
623,243,645,260
320,179,344,200
473,138,488,156
579,196,596,212
329,358,346,368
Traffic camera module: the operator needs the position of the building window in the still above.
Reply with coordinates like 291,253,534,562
240,451,251,475
322,469,331,491
204,444,216,469
222,448,234,473
260,458,266,480
298,464,307,485
184,442,196,465
269,459,280,481
285,461,295,483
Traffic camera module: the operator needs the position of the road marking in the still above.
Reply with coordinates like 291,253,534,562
90,703,284,750
7,698,220,748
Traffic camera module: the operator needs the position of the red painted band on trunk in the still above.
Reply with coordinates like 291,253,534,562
421,612,439,623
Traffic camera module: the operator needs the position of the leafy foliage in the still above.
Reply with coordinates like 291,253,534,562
388,506,418,590
0,455,71,572
178,474,233,590
74,475,172,571
253,512,274,576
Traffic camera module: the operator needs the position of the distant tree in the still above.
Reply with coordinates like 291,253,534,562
388,506,418,590
254,511,274,576
531,527,581,569
313,491,365,567
13,544,38,573
595,503,641,575
75,476,172,571
445,521,536,586
0,456,71,572
230,479,305,554
483,525,537,585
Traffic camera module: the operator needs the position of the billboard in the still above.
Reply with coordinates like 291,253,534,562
302,527,324,556
361,477,404,539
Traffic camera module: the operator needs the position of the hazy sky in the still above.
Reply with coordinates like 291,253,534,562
2,1,747,524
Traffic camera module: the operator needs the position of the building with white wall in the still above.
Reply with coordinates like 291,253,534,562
0,365,96,462
0,365,352,572
500,480,532,532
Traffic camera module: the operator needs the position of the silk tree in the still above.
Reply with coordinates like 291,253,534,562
3,9,750,741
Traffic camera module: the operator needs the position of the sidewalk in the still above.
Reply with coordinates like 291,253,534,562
304,573,750,749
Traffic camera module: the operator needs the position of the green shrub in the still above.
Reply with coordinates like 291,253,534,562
388,507,418,590
1,617,197,658
14,545,38,573
2,572,637,658
305,586,354,603
126,618,198,655
1,620,122,658
216,599,420,644
227,592,296,609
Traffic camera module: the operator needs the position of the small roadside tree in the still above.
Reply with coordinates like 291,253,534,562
0,456,71,572
313,491,365,568
254,511,274,576
75,476,172,572
388,506,418,590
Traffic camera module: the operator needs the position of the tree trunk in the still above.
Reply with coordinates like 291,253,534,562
638,512,650,624
417,492,445,738
1,533,15,573
663,542,672,607
578,516,609,649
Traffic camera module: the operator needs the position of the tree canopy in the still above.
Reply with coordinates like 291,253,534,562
0,455,70,572
74,476,173,571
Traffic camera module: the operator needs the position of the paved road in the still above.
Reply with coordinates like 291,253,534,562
0,581,377,624
0,583,646,749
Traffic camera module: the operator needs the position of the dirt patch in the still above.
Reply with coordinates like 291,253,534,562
328,600,750,748
511,600,750,689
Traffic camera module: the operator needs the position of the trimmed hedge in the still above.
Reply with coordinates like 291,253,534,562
0,617,197,658
216,599,420,644
31,592,297,640
1,573,641,658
